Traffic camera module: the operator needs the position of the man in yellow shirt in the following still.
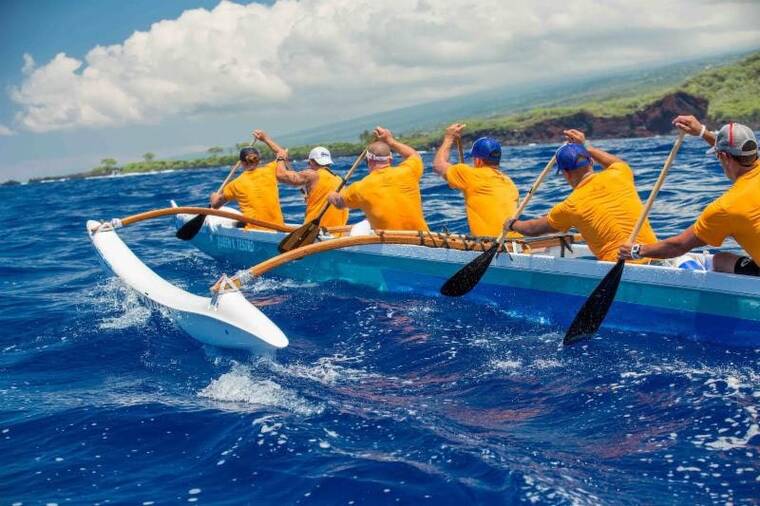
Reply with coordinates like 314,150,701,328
251,130,349,228
620,118,760,276
433,123,519,237
506,129,657,262
209,130,284,230
327,127,428,231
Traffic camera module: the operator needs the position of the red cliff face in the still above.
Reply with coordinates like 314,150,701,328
455,91,709,146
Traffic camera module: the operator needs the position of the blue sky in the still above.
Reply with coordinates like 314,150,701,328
1,0,758,181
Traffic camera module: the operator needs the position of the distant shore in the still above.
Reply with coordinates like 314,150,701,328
15,50,760,185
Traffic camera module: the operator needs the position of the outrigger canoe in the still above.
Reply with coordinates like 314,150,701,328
176,208,760,349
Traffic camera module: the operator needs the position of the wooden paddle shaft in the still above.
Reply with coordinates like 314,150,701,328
338,149,368,192
216,137,256,193
456,138,464,163
494,155,557,248
313,149,367,222
216,161,242,193
626,131,686,244
514,155,557,220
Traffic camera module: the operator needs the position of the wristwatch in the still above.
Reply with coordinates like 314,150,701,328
630,243,642,260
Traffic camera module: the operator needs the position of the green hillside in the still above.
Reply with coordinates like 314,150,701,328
399,50,760,147
682,52,760,123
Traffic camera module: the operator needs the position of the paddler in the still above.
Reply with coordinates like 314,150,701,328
620,117,760,276
253,130,349,228
209,130,284,230
505,129,657,262
433,123,520,237
327,126,429,231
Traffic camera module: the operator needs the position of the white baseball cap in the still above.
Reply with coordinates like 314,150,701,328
308,146,333,166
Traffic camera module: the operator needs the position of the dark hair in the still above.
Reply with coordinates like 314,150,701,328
731,140,758,166
239,147,260,162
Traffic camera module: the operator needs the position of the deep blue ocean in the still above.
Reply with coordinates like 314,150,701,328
2,136,759,505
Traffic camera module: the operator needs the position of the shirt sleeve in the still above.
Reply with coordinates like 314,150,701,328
222,177,239,201
340,180,364,209
399,155,424,179
693,199,731,246
261,160,278,173
546,199,574,232
604,161,633,180
445,163,472,190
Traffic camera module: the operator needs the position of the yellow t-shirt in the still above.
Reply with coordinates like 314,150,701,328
446,163,520,237
222,161,284,230
304,168,349,228
547,162,657,262
693,160,760,264
340,156,429,231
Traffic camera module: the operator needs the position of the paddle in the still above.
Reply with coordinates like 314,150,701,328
440,155,557,297
456,138,465,163
563,131,686,345
175,137,256,240
277,149,368,253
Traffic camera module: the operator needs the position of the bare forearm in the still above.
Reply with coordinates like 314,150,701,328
433,137,454,177
261,136,284,154
640,240,689,259
388,138,418,159
276,162,308,186
327,192,346,209
512,216,556,237
640,228,706,259
586,145,622,168
209,192,226,208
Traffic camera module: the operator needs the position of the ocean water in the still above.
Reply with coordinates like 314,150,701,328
1,136,758,505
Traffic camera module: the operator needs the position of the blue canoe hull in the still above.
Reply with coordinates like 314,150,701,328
181,215,760,348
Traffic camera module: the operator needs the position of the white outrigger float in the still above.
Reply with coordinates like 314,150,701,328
87,218,288,353
87,204,760,352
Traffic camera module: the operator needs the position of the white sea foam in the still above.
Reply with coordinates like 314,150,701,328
198,365,323,416
492,359,523,371
245,277,317,294
94,278,152,330
266,355,374,386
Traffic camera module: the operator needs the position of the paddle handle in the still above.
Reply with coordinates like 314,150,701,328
216,161,242,193
514,155,557,219
456,138,464,163
626,131,686,244
314,148,368,221
495,155,557,246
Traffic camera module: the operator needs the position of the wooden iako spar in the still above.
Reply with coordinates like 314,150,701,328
212,230,579,292
113,206,352,234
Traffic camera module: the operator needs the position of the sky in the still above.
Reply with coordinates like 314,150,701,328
1,0,759,181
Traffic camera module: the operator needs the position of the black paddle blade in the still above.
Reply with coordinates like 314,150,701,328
563,259,625,345
440,244,498,297
278,220,320,253
175,212,207,240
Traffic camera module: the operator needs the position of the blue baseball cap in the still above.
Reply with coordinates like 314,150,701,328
556,143,593,173
470,137,502,164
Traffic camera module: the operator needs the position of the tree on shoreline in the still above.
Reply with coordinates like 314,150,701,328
101,158,117,169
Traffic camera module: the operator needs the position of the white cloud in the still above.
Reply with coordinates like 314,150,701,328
0,124,13,136
8,0,760,133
